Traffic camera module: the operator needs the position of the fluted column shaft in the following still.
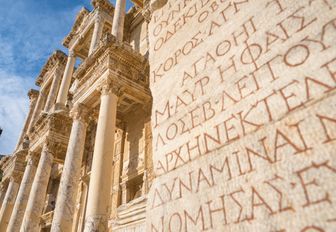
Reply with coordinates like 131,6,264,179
0,177,20,231
89,14,103,55
15,90,39,150
84,80,119,232
51,103,88,232
56,51,76,107
7,154,38,232
44,70,63,112
112,0,126,42
20,144,54,232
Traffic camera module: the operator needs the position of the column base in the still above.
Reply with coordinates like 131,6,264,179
84,215,109,232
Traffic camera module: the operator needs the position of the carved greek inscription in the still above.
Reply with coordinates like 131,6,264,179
148,0,336,231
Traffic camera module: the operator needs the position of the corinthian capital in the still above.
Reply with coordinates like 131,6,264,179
28,89,39,104
11,173,22,183
98,78,123,97
68,50,76,58
70,103,89,122
94,13,102,24
27,152,39,166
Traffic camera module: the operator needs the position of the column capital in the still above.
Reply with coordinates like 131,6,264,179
70,103,89,123
26,152,39,166
43,140,59,156
94,13,103,24
68,50,76,58
10,173,22,183
28,89,39,103
98,78,123,97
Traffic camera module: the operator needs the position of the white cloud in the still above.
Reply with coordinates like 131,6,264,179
0,1,88,154
0,70,33,154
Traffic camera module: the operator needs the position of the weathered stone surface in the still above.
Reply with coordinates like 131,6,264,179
147,0,336,231
1,0,335,231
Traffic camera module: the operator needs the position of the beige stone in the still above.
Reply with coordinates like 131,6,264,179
0,0,335,232
0,177,20,231
146,0,336,231
7,154,38,231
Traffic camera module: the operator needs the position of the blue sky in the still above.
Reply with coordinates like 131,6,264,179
0,0,133,154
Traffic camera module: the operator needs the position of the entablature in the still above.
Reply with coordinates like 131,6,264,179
71,34,150,114
1,149,27,182
28,112,72,160
36,50,67,88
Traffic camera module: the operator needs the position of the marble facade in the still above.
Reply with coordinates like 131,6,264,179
0,0,335,231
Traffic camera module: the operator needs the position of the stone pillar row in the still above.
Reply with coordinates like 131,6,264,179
0,176,20,231
20,143,54,232
2,3,129,231
7,154,38,232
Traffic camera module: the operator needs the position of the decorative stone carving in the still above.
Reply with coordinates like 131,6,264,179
91,0,114,13
98,77,124,97
28,89,39,103
35,50,67,87
70,103,89,123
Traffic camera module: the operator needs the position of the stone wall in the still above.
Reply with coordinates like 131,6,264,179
147,0,336,231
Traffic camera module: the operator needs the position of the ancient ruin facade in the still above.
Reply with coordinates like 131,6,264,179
0,0,336,231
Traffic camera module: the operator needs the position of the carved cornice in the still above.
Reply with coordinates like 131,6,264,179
63,7,90,48
29,112,72,152
1,150,27,183
36,50,67,87
70,103,89,122
73,34,149,94
91,0,114,13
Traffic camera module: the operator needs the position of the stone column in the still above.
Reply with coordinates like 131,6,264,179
55,51,76,108
20,143,54,232
121,182,127,204
111,0,126,42
7,154,38,232
0,176,20,231
73,180,89,232
15,90,39,150
89,14,103,55
26,90,46,133
44,69,63,112
51,103,88,232
84,79,120,232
